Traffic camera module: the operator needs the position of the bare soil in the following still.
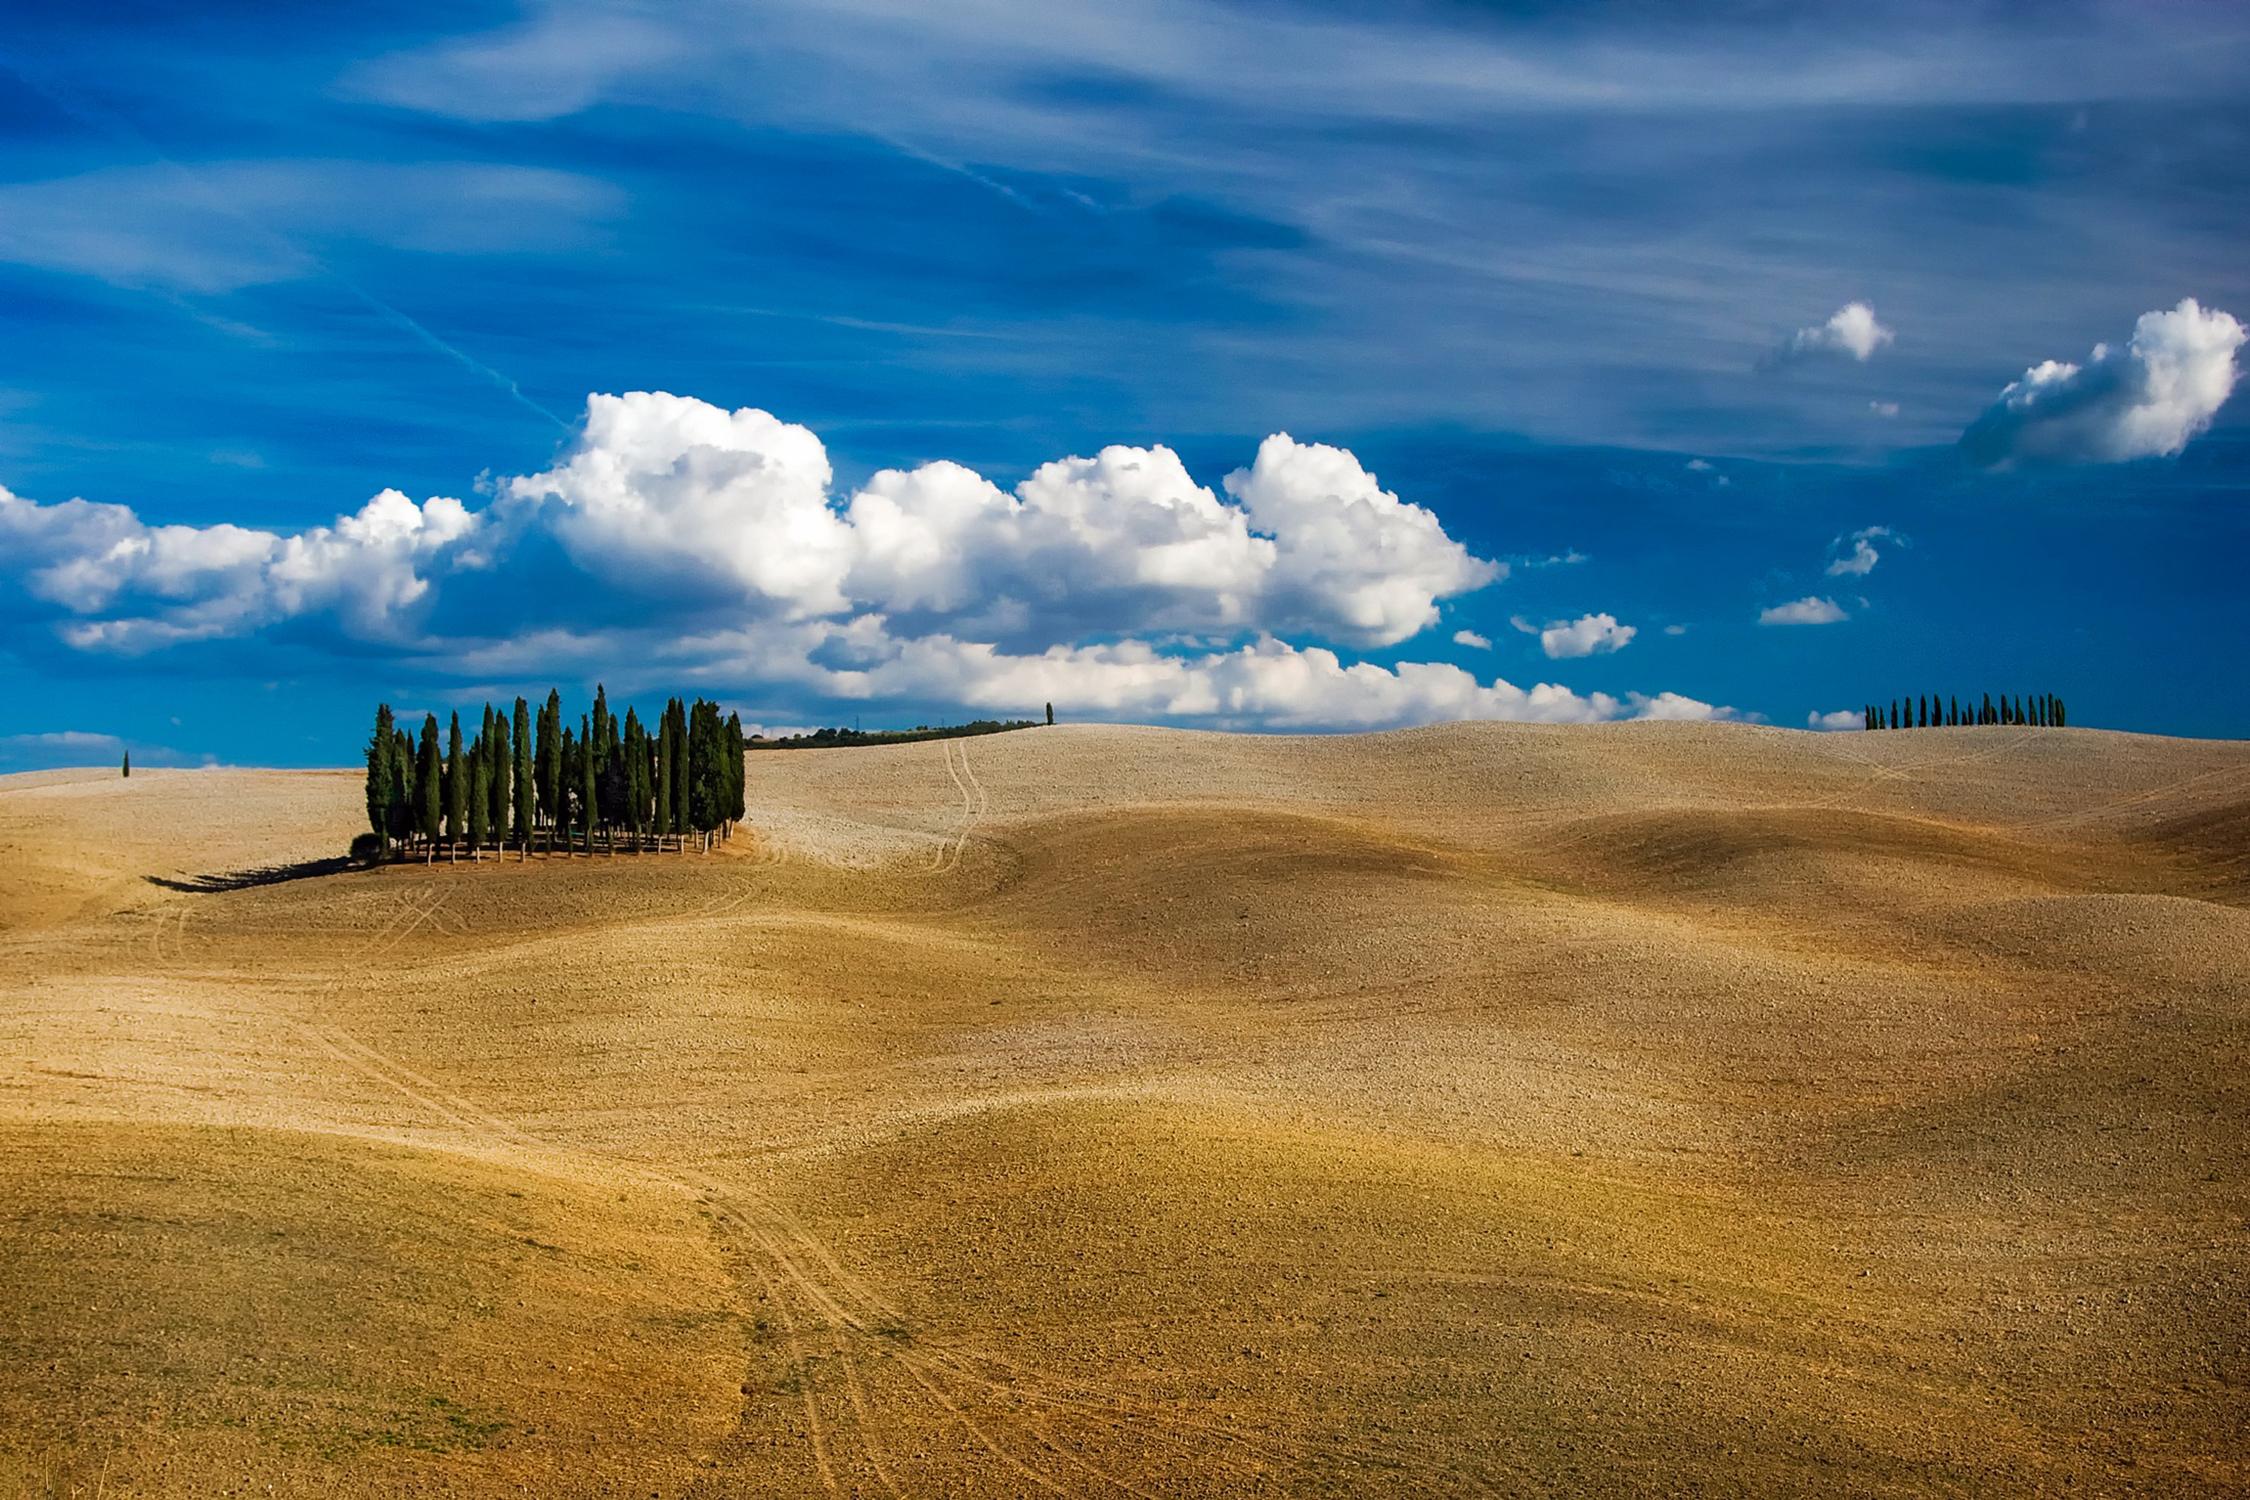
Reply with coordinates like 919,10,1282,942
2,722,2245,1495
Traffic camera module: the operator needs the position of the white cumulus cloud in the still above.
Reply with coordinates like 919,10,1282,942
1825,525,1895,577
1537,612,1636,658
1452,628,1491,649
1784,301,1894,362
1759,596,1847,626
0,392,1749,733
1961,299,2243,466
1807,709,1863,731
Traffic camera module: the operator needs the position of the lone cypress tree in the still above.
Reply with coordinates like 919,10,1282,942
445,712,467,860
366,705,396,855
512,696,534,858
121,749,130,778
1045,701,1054,726
416,714,442,862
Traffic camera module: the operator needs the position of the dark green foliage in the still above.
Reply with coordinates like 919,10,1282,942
122,750,130,778
655,704,675,840
389,728,413,844
559,723,578,844
1045,701,1054,726
512,697,534,851
467,733,490,852
445,712,467,852
726,712,746,825
622,708,649,843
751,718,1041,750
667,698,690,836
416,715,442,853
366,704,396,849
536,689,561,834
486,704,510,838
579,712,599,849
1861,689,2065,732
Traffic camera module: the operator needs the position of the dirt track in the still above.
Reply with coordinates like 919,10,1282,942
2,722,2245,1495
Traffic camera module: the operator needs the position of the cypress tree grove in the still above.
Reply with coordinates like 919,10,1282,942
366,704,397,855
445,712,467,860
513,696,534,858
416,715,442,861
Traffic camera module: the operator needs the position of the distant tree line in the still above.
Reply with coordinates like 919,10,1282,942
750,717,1043,751
1862,692,2067,731
362,687,746,862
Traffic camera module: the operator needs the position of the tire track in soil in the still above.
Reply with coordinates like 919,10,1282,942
225,873,1453,1495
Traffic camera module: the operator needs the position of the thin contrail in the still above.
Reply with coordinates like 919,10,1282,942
0,55,571,431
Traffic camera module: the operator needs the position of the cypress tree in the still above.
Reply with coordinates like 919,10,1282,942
366,704,397,855
1045,701,1053,726
1889,700,1899,730
445,712,467,860
416,714,442,861
655,707,675,846
561,724,580,852
727,711,746,833
599,705,625,850
537,689,561,844
2054,696,2067,728
467,734,490,859
668,698,691,846
512,696,534,857
390,727,413,846
622,708,648,850
486,704,509,840
121,750,130,778
1949,695,1960,727
687,699,719,848
580,713,599,853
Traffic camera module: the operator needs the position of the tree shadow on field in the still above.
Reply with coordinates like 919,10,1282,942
144,857,359,893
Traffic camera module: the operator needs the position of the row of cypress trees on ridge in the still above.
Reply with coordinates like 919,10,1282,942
361,687,747,862
1861,692,2067,731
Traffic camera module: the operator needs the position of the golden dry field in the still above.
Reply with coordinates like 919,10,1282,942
3,721,2246,1496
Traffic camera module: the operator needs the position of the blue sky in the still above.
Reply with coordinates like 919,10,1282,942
3,0,2246,767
